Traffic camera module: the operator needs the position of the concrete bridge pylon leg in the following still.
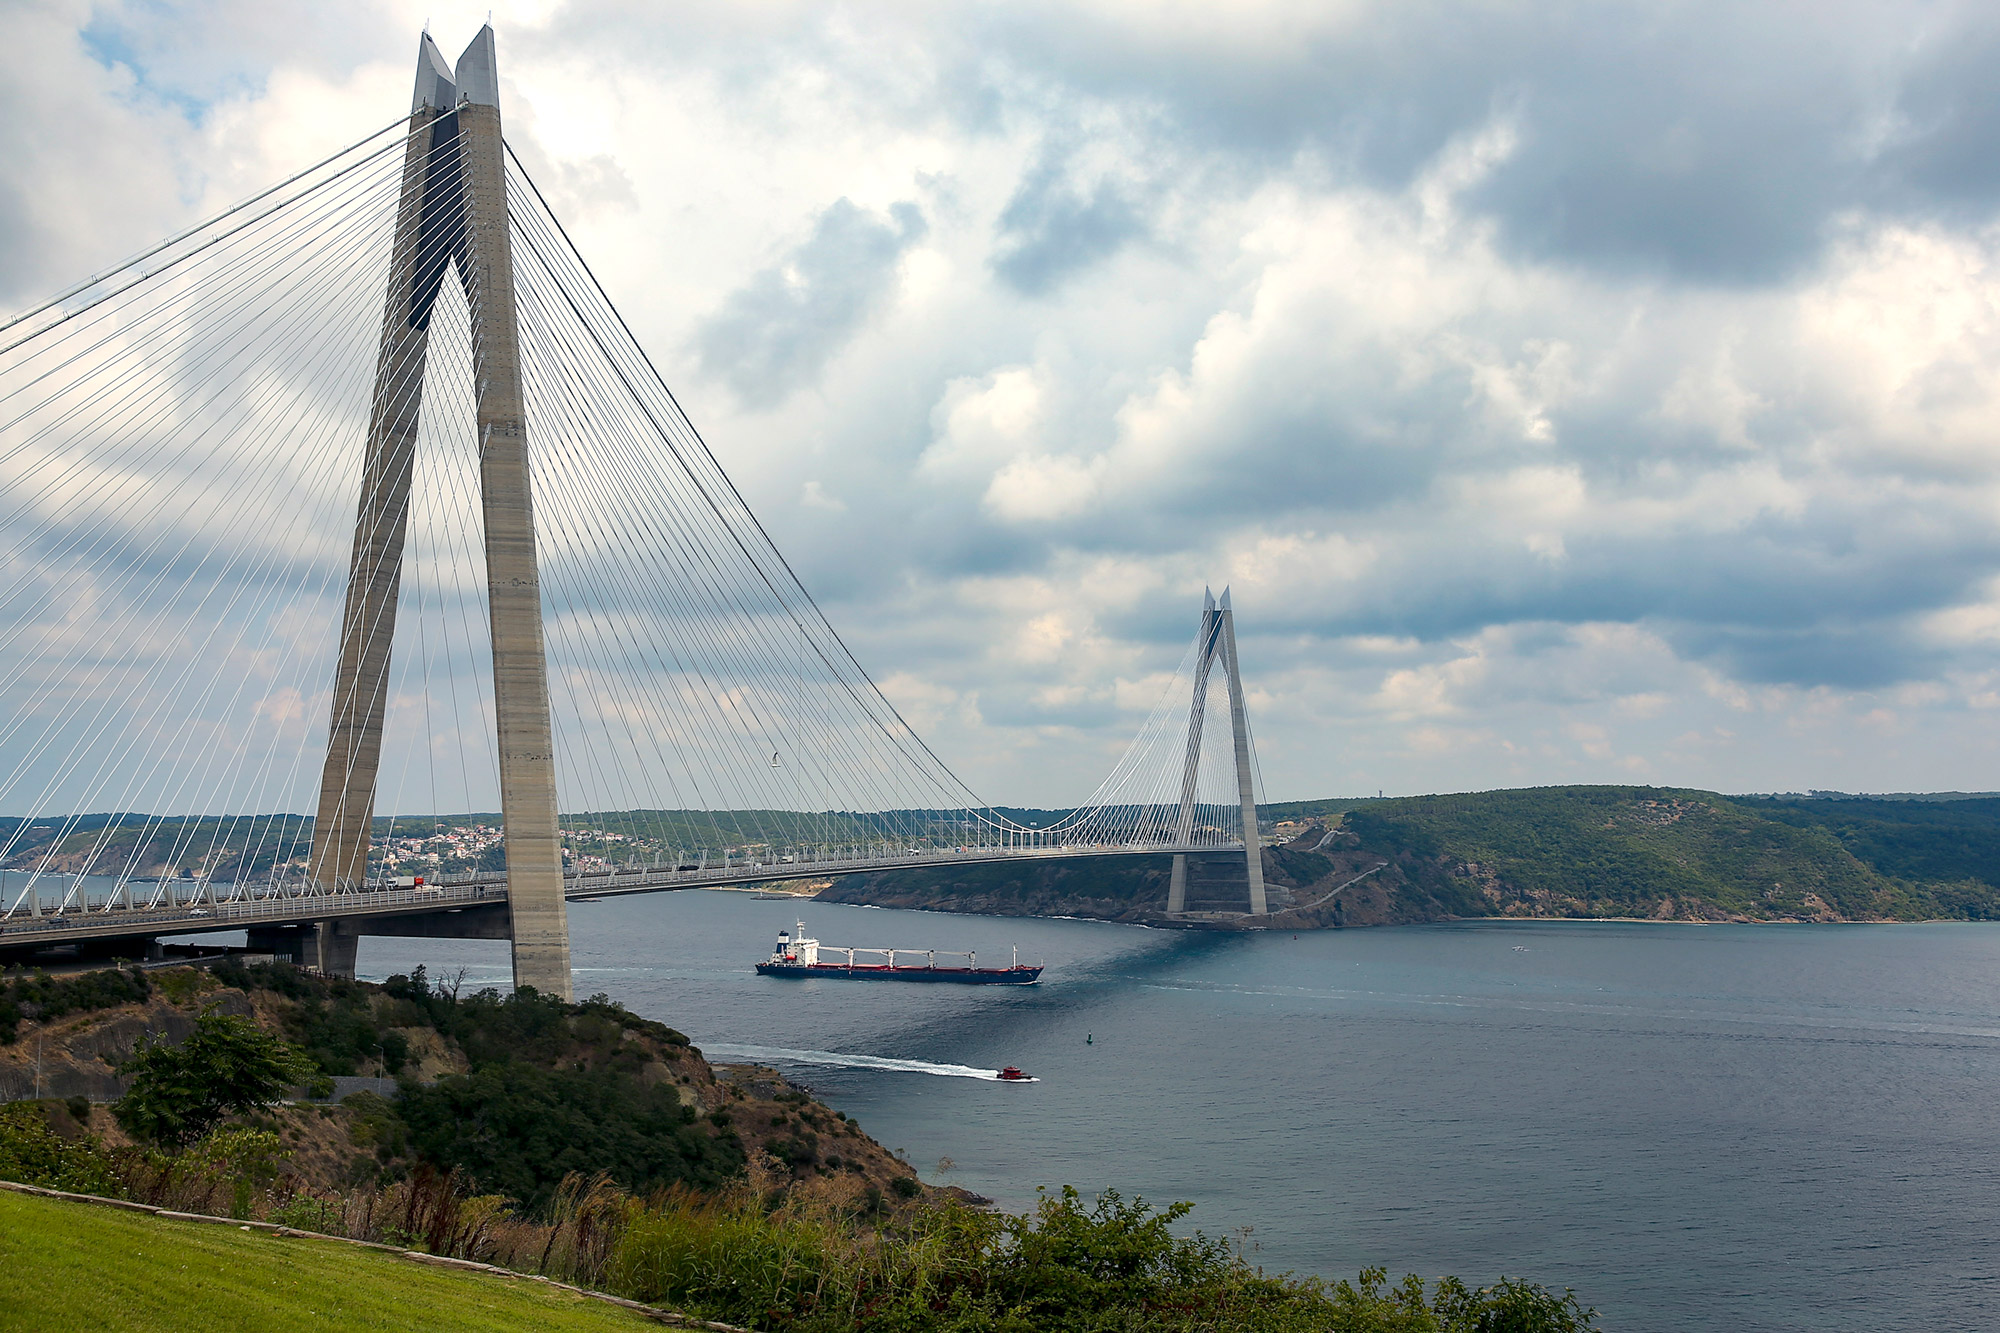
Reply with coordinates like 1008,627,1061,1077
307,39,452,900
454,29,570,998
1218,590,1266,915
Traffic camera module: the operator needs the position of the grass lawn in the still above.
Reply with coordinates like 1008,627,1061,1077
0,1190,662,1332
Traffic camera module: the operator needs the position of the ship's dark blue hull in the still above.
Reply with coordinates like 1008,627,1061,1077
755,962,1042,984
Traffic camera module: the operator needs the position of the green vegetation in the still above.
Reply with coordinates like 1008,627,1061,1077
613,1184,1594,1332
1,1093,1598,1332
822,854,1174,923
0,1102,123,1194
1330,787,1898,919
208,961,744,1207
115,1010,318,1146
0,1189,658,1333
1260,787,2000,922
396,1042,740,1209
0,964,151,1044
1736,795,2000,915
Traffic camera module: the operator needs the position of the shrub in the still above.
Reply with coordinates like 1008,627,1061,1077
1430,1273,1597,1332
113,1009,316,1146
606,1186,1599,1333
397,1060,743,1211
269,1191,346,1235
0,966,150,1044
610,1189,847,1324
0,1102,121,1195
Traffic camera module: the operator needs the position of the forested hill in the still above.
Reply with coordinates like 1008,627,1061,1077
824,787,2000,926
1261,787,2000,923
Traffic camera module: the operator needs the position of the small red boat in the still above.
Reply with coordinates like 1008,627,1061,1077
997,1066,1032,1081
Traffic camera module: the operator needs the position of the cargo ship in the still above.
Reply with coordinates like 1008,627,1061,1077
755,922,1042,984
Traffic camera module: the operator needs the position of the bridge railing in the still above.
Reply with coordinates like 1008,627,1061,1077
0,838,1245,943
0,880,498,941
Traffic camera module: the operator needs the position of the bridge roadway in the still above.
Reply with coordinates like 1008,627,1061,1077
0,842,1226,956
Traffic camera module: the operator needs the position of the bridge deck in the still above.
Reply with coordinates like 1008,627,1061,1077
0,843,1230,952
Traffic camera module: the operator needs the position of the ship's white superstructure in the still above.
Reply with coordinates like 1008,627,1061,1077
771,922,820,965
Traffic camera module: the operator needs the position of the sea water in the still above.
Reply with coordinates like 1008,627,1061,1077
355,892,2000,1332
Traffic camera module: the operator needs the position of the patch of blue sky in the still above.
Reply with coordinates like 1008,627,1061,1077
79,6,258,127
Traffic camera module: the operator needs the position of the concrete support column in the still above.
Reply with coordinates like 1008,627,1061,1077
455,29,571,999
312,919,361,979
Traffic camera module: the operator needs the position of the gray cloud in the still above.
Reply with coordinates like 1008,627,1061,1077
13,2,2000,802
695,198,926,407
1879,15,2000,212
991,151,1145,294
956,2,1992,284
554,2,1999,285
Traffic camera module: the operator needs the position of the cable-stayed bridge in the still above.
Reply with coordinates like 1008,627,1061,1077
0,29,1271,995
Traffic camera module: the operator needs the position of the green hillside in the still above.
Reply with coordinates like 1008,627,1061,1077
1267,787,2000,922
0,1189,655,1333
1735,795,2000,911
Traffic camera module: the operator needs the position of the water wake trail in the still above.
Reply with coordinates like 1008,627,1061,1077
702,1043,1028,1080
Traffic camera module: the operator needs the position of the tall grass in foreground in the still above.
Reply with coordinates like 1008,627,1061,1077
608,1184,1596,1332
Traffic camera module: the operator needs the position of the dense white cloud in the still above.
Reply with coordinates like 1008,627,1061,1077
6,0,2000,807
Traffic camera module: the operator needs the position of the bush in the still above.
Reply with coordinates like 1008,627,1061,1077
0,966,150,1044
610,1189,854,1324
606,1185,1599,1333
1431,1273,1597,1332
0,1102,121,1194
113,1009,315,1146
397,1060,743,1212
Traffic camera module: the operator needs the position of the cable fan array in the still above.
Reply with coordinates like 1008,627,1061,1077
0,116,1263,912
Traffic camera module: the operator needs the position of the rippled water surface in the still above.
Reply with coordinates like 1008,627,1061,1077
358,893,2000,1331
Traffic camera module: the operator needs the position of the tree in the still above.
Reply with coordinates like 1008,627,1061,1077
114,1009,316,1146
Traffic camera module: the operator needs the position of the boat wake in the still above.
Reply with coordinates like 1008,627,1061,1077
702,1043,1033,1081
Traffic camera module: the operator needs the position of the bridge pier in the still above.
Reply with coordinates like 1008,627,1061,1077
313,919,362,979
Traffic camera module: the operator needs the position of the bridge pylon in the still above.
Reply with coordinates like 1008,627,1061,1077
1166,588,1267,917
309,28,571,998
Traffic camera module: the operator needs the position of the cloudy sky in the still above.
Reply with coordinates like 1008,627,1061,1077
6,0,2000,806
